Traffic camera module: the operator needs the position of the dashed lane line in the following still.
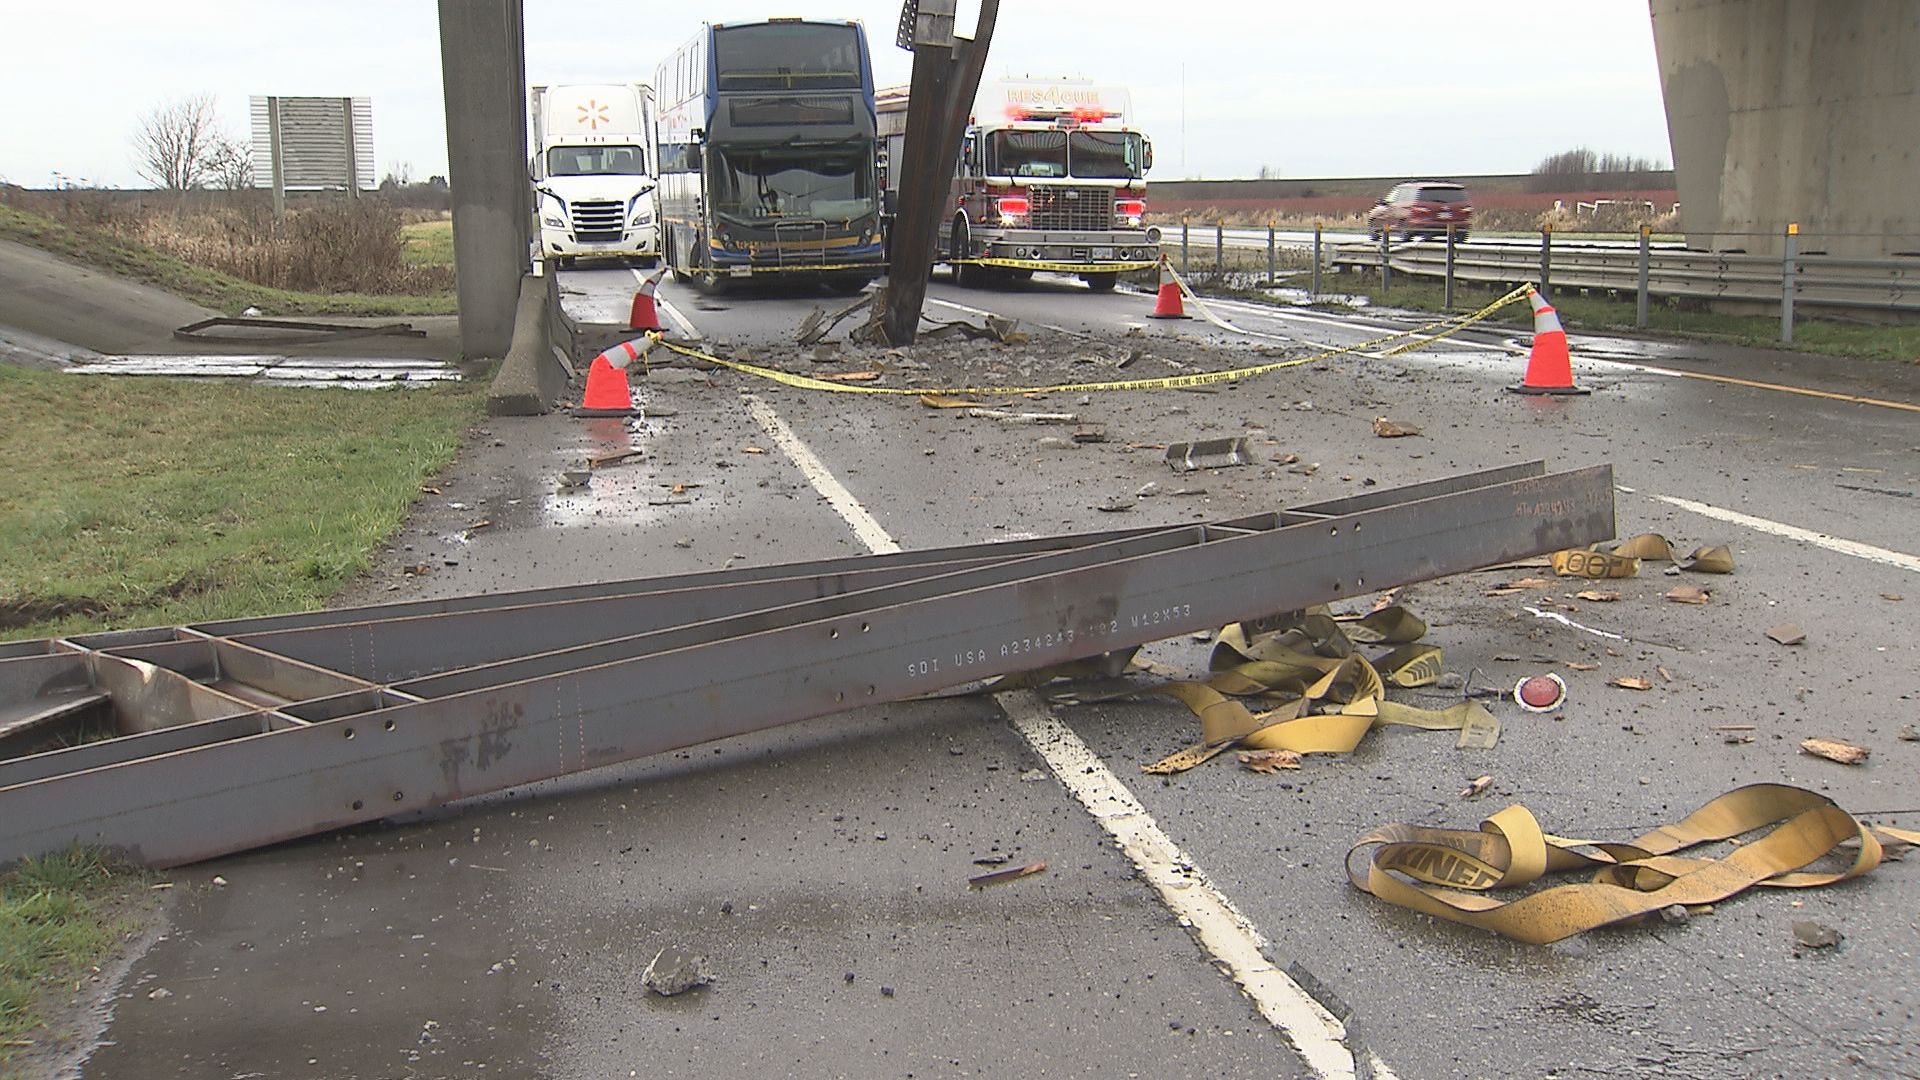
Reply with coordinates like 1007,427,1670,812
1652,494,1920,574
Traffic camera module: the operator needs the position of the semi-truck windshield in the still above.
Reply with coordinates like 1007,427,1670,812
714,24,862,91
711,144,874,222
548,145,647,176
986,130,1143,179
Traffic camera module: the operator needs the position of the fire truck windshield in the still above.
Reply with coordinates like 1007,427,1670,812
988,129,1144,179
1066,131,1144,179
988,130,1067,178
711,144,875,223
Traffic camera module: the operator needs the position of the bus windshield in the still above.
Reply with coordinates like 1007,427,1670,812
547,145,647,176
1067,131,1144,179
714,23,863,91
988,130,1066,178
711,143,874,223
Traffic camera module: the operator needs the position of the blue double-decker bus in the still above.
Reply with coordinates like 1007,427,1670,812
654,18,884,294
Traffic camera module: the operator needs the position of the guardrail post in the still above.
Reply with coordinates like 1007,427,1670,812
1444,225,1456,310
1538,224,1552,299
1181,217,1189,273
1636,225,1650,328
1215,222,1224,274
1781,222,1798,344
1266,219,1276,286
1379,227,1392,291
1311,221,1322,298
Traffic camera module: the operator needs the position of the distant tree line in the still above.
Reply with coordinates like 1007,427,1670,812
1528,147,1670,193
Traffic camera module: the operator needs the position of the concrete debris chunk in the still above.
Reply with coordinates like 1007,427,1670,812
642,946,712,996
1791,920,1842,950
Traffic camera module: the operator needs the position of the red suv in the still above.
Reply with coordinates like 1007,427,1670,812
1366,182,1473,242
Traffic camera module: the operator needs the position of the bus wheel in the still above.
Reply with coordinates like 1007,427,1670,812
1083,272,1118,293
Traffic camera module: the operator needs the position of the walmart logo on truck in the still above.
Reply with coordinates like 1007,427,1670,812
575,100,611,130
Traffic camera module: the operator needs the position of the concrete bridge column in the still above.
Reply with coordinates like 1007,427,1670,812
1650,0,1919,258
438,0,530,359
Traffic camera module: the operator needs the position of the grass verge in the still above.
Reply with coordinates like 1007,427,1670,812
401,217,455,270
0,365,483,641
0,850,149,1073
0,205,456,318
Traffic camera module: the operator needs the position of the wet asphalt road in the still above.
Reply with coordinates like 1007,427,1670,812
80,265,1919,1080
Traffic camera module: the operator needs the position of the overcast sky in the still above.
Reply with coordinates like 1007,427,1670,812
0,1,1673,189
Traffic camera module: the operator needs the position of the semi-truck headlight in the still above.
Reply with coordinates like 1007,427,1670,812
542,214,565,228
630,207,652,226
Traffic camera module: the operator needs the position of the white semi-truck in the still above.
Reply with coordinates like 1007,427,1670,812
530,83,660,266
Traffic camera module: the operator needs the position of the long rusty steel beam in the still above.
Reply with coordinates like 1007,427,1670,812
0,462,1613,867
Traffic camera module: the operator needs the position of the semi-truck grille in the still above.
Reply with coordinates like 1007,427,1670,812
1029,186,1113,231
571,200,625,242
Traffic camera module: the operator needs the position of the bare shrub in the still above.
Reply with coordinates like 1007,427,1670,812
132,94,226,191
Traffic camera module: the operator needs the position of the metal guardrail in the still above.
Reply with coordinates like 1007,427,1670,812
1328,237,1920,315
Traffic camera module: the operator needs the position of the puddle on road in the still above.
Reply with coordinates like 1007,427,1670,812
537,412,713,530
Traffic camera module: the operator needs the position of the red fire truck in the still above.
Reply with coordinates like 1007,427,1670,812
880,78,1159,291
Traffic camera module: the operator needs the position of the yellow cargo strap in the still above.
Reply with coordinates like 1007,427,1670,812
1349,785,1917,944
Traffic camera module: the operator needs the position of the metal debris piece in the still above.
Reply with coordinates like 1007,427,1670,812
1800,737,1869,765
588,449,642,469
968,861,1046,888
1071,424,1108,444
1575,590,1619,602
173,316,425,345
1164,436,1253,473
797,293,874,346
965,408,1078,424
641,946,712,996
1664,585,1711,604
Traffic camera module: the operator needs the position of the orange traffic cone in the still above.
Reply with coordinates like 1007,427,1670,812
1147,256,1189,319
577,334,657,416
628,267,667,332
1507,287,1588,395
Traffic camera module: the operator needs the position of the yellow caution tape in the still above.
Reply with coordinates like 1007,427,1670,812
954,257,1159,274
681,261,885,276
656,285,1531,397
1349,784,1911,943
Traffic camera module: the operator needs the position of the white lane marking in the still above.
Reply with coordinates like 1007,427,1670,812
1001,693,1376,1080
1652,495,1920,574
631,267,702,340
1525,607,1627,642
745,391,1384,1080
742,395,900,554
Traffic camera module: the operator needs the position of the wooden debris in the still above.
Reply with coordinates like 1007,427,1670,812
1800,737,1869,766
968,861,1048,889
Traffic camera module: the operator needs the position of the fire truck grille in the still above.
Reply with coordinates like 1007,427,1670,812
1028,186,1113,231
571,200,625,242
